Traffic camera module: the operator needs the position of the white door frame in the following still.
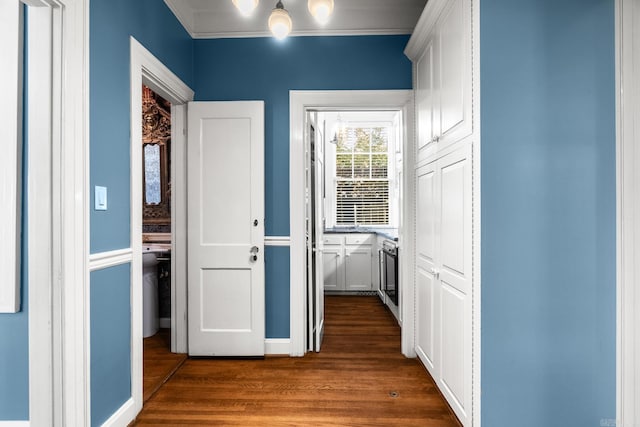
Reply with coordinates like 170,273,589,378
289,90,414,357
617,0,640,424
25,0,90,425
130,37,194,417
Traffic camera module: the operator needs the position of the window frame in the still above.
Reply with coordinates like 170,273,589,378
324,120,398,229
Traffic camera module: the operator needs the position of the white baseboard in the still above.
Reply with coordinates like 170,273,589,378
265,338,291,355
0,422,29,427
100,397,136,427
159,317,171,329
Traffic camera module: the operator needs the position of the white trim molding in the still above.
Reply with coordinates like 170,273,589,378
89,248,133,272
265,236,291,247
130,36,194,423
27,3,55,425
289,90,414,358
99,398,136,427
265,338,291,355
0,0,24,313
0,422,30,427
24,0,90,425
618,0,640,425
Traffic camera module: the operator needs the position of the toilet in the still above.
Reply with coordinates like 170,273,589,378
142,252,159,338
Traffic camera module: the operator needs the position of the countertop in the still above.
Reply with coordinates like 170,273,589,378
324,227,398,241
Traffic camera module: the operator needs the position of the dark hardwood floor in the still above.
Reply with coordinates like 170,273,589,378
134,296,460,426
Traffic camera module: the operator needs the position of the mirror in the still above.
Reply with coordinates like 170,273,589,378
142,85,171,225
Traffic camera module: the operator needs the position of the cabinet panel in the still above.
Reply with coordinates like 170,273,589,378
439,0,465,139
440,280,468,417
440,157,466,277
416,268,436,371
323,235,343,245
416,40,436,154
344,247,372,291
345,234,373,245
323,246,343,291
417,165,438,267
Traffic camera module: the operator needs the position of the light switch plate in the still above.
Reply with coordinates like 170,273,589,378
95,186,107,211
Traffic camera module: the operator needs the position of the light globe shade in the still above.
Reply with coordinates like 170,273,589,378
308,0,334,25
269,7,292,39
232,0,259,16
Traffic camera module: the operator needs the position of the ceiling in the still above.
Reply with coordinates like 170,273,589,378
163,0,428,39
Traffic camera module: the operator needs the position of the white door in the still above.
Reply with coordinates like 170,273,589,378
306,112,326,352
187,101,265,356
313,117,325,351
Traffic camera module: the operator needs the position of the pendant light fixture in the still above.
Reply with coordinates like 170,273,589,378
308,0,334,25
268,1,292,40
232,0,259,16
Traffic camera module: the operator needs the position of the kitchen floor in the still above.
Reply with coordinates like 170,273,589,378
135,296,460,426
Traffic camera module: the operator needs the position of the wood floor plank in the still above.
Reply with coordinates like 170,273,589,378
143,328,188,403
134,296,460,426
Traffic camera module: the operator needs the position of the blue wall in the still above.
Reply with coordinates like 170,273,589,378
90,265,131,427
480,0,616,425
0,92,29,421
90,0,194,254
0,5,29,419
89,0,194,422
194,35,412,337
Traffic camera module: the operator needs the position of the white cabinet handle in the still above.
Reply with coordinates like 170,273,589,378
429,267,440,279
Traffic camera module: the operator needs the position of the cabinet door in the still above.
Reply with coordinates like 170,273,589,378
344,247,372,291
415,160,439,373
436,0,472,148
323,246,343,291
437,144,471,424
416,37,439,162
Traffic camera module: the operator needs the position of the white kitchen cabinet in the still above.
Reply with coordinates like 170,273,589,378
322,234,374,292
415,143,472,425
406,0,475,423
344,247,372,291
322,245,343,291
408,0,472,164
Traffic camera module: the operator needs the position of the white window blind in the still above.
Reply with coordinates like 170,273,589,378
335,127,389,226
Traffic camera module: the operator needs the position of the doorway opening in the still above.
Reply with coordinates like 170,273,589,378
140,85,187,402
305,109,405,352
130,37,194,418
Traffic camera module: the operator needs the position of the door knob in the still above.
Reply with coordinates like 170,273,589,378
250,246,259,262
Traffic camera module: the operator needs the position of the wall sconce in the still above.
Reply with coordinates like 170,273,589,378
269,1,292,40
232,0,259,16
308,0,334,25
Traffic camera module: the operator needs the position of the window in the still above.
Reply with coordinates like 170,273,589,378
335,127,390,226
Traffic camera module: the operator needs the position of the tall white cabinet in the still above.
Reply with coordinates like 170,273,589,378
405,0,476,425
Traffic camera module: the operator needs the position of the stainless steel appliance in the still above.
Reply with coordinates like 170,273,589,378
382,240,398,306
